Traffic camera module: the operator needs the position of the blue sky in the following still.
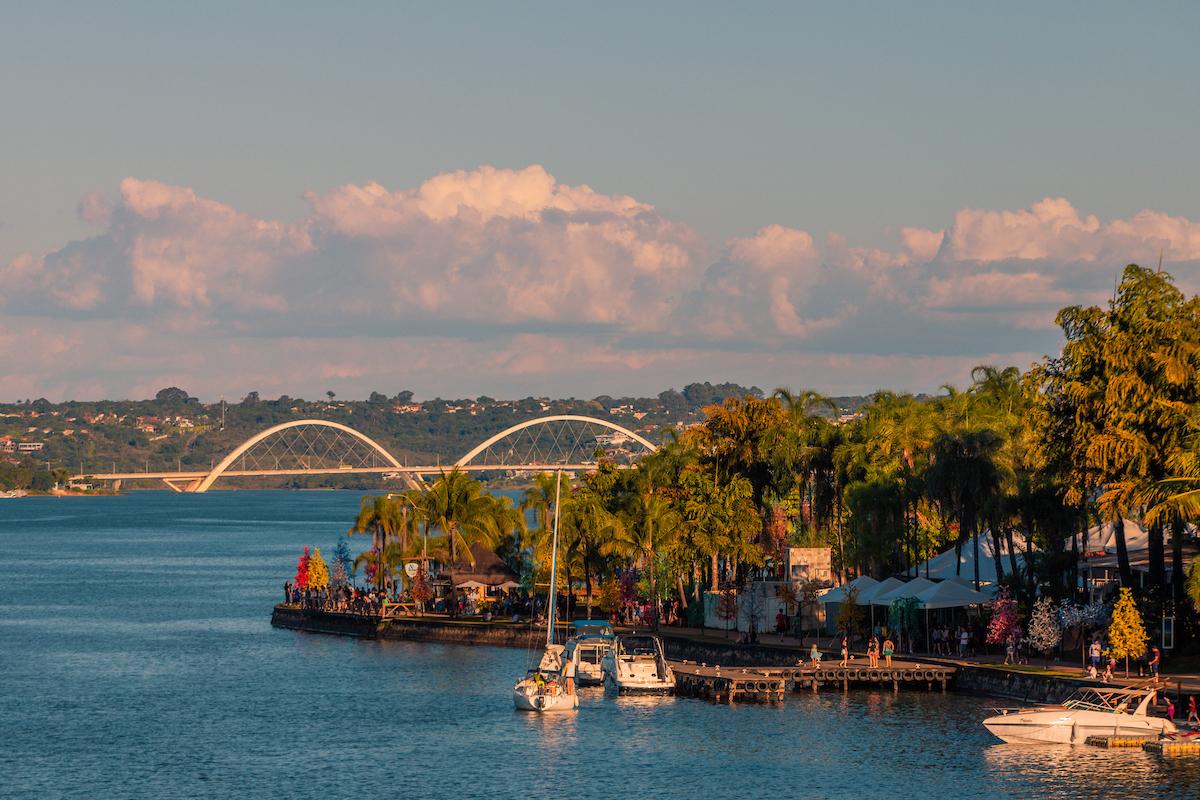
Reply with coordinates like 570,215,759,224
2,2,1200,401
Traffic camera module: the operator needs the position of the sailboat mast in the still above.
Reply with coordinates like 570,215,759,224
546,471,563,647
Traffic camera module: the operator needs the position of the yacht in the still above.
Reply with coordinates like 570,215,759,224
982,686,1175,744
564,620,615,687
601,633,675,694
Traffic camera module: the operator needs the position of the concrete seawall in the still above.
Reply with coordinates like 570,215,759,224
952,664,1104,704
271,605,547,649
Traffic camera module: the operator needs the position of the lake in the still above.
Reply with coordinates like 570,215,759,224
2,491,1198,799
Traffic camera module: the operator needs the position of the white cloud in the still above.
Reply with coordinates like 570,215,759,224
4,171,1200,400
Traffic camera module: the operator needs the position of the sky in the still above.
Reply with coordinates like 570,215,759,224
3,1,1200,402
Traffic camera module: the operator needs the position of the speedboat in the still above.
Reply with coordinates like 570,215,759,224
601,633,674,695
982,686,1175,744
564,620,615,687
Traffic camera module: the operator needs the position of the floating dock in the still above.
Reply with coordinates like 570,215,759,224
1085,735,1157,748
1143,739,1200,756
671,659,955,703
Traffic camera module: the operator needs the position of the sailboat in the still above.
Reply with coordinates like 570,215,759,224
512,472,579,713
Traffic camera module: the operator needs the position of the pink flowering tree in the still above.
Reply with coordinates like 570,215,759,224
986,587,1021,651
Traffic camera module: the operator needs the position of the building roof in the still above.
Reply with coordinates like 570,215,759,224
447,542,519,588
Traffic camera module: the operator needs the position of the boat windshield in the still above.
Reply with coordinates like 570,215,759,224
1062,689,1137,713
617,636,661,657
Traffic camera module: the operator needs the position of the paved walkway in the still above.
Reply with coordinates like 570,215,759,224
648,623,1200,695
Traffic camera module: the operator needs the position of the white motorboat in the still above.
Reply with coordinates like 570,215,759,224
564,621,615,687
601,633,675,695
512,473,578,713
982,686,1175,744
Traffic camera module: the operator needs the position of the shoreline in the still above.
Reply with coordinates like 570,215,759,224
270,605,1131,704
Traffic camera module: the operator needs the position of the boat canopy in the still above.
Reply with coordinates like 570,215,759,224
571,620,614,637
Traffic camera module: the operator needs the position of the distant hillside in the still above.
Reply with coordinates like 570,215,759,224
5,381,870,490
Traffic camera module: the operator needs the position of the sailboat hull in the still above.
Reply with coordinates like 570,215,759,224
512,687,579,712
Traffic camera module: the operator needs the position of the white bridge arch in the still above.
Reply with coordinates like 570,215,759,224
195,419,403,492
454,414,657,467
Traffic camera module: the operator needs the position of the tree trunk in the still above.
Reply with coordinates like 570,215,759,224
710,551,719,592
1148,521,1165,596
1170,518,1185,603
585,555,593,620
676,573,688,610
970,513,981,591
989,523,1006,590
1114,515,1134,588
1004,524,1019,582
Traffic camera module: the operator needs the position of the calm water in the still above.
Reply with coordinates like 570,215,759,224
2,492,1198,799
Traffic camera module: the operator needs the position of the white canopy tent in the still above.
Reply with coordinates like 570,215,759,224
819,575,879,605
1082,518,1149,555
917,530,1029,585
870,577,938,606
915,579,993,609
856,576,905,604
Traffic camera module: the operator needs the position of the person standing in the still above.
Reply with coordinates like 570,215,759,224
563,655,577,696
868,636,880,668
839,638,849,666
1089,639,1102,674
882,636,895,668
1187,695,1198,726
1148,646,1161,684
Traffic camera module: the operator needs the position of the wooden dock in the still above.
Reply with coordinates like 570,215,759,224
671,659,955,703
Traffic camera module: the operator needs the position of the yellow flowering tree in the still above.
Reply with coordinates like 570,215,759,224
1107,587,1148,676
307,547,330,591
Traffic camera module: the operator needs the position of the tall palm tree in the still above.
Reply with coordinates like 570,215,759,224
559,488,628,618
349,495,405,591
628,487,681,629
424,468,523,565
926,429,1004,590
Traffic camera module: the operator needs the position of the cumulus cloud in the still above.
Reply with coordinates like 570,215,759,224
4,172,1200,400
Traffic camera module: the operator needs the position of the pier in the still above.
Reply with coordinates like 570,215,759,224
671,658,955,703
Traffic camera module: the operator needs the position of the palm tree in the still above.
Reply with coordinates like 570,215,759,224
424,468,523,565
628,486,681,630
926,429,1004,590
520,472,571,552
349,495,405,591
559,488,627,618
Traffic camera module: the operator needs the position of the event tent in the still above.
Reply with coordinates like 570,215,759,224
915,579,992,609
819,575,879,605
917,530,1030,585
1081,518,1149,556
856,576,905,604
870,577,938,606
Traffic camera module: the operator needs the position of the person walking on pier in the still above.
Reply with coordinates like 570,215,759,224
839,638,849,666
1187,695,1198,726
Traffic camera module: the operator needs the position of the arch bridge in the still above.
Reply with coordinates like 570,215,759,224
76,415,657,493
